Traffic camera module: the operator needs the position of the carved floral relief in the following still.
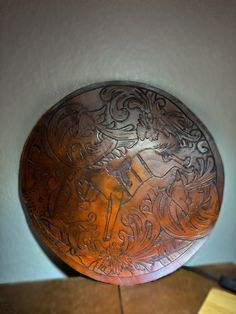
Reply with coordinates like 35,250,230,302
20,82,224,284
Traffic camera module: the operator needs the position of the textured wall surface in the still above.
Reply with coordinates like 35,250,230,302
0,0,235,283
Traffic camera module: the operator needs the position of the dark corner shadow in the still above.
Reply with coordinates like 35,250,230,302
18,170,95,282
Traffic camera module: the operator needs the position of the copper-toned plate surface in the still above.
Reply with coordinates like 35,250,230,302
20,82,224,285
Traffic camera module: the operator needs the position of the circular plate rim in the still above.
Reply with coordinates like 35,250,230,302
19,80,224,285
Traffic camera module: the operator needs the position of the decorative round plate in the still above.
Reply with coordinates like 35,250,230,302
20,81,224,285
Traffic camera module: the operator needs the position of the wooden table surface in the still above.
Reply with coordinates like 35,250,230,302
0,263,235,314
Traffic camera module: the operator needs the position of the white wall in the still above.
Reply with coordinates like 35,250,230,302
0,0,235,283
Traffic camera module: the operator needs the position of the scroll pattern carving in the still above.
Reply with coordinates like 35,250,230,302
20,82,223,284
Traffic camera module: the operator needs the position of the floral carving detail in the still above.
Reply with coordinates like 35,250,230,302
69,209,161,275
137,112,159,141
20,82,223,284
